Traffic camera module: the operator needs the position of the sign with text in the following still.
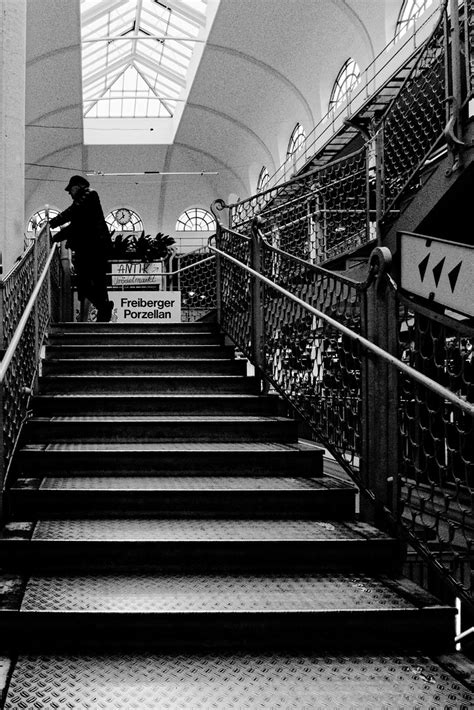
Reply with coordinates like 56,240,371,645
111,261,162,286
399,232,474,318
115,291,181,323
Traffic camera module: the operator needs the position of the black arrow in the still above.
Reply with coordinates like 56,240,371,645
418,254,430,282
432,257,445,287
448,261,462,293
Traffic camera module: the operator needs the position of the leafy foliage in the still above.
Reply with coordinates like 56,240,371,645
111,231,176,262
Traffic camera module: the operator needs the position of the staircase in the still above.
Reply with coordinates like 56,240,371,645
0,321,472,708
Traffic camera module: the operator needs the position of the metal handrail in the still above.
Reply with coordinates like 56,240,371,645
158,255,215,277
209,236,474,418
0,242,58,384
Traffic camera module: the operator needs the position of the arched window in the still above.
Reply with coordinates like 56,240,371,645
257,166,270,192
105,207,143,232
329,58,361,111
27,208,61,235
395,0,433,39
176,208,216,231
287,123,306,158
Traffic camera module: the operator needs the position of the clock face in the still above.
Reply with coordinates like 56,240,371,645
115,208,132,225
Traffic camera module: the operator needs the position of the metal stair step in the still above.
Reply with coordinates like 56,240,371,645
4,652,473,709
47,332,223,346
31,393,281,416
23,415,298,443
45,344,235,359
16,441,324,475
9,474,356,518
38,374,260,394
0,518,398,572
0,571,455,652
42,358,248,376
50,322,217,334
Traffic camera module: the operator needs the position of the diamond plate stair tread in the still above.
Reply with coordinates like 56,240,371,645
31,415,284,422
31,518,377,541
23,441,319,452
36,475,352,491
20,572,415,612
5,653,474,709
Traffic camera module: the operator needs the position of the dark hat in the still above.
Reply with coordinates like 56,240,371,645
65,175,90,192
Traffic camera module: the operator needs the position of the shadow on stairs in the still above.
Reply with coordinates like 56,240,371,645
0,321,472,708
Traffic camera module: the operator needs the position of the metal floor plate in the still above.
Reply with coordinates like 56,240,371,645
31,518,373,541
5,653,473,709
20,572,414,612
38,475,349,491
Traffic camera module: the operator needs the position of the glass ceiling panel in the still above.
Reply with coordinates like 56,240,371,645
80,0,208,120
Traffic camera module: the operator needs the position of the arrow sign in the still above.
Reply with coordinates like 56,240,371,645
399,232,474,318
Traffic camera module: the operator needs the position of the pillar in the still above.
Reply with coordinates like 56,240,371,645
0,0,26,276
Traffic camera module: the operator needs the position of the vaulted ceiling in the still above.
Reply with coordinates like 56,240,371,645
25,0,413,246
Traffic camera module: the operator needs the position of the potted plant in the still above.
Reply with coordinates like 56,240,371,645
110,231,176,262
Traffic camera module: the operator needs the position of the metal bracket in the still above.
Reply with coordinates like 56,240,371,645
365,246,393,291
443,97,471,175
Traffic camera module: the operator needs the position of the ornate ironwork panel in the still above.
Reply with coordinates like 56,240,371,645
1,231,61,467
173,250,217,322
229,150,369,266
381,7,447,215
396,294,474,607
260,242,364,475
219,230,253,359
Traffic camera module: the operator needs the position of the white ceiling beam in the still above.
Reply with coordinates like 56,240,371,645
82,55,132,89
82,36,204,42
133,54,186,88
166,0,207,28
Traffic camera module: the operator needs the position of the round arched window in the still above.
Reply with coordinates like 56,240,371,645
329,58,361,111
27,208,61,235
257,166,270,192
396,0,433,39
105,208,143,232
287,123,306,158
175,208,216,231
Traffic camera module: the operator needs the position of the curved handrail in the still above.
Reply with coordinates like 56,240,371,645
0,241,58,384
209,236,474,418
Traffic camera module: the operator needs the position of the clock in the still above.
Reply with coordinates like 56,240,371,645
115,208,132,225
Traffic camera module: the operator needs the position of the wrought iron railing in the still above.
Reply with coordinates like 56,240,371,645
0,226,65,510
263,1,442,190
165,248,217,322
228,0,471,266
210,210,474,615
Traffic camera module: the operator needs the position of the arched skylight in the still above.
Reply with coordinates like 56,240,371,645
176,208,216,231
329,58,361,110
396,0,433,39
257,166,270,192
287,124,306,158
105,207,144,232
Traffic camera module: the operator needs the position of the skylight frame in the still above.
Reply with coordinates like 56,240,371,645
80,0,219,143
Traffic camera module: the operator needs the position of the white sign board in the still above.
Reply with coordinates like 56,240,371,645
111,262,162,286
399,232,474,318
115,291,181,323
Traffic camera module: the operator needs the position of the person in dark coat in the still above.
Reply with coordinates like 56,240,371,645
49,175,113,322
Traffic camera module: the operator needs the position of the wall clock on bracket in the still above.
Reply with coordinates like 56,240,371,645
115,208,132,225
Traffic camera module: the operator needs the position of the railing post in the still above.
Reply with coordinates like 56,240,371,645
59,241,72,322
374,126,385,246
360,247,399,524
250,216,264,375
33,232,40,362
0,281,5,520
